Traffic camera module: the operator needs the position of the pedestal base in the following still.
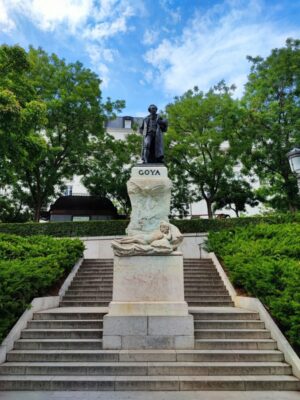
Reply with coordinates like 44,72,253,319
103,315,194,349
103,254,194,349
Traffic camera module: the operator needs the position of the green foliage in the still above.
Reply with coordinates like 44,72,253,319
0,45,124,221
213,179,259,217
0,196,32,223
82,132,140,215
0,213,299,237
165,82,242,218
0,45,46,188
240,38,300,212
206,223,300,351
0,234,84,342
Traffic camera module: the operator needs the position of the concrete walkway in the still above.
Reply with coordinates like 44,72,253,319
0,392,299,400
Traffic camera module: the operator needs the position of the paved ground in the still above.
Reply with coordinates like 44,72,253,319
0,392,299,400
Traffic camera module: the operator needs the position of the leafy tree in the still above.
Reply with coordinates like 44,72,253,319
0,45,46,187
165,83,240,218
213,178,259,217
0,195,32,223
1,46,124,221
82,132,140,215
240,38,300,212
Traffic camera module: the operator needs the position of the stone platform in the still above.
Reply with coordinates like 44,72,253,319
103,254,194,349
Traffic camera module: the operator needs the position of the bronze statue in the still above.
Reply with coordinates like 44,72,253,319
140,104,168,163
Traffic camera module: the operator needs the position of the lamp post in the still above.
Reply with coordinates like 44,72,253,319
287,147,300,194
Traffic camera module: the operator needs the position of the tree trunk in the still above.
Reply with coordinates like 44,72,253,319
34,203,41,222
206,199,213,219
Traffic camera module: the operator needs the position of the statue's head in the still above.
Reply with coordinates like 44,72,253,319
148,104,158,114
160,221,170,234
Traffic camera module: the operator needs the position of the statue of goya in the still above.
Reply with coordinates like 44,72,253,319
140,104,168,164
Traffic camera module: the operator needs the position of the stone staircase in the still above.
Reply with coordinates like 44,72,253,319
60,258,234,307
0,258,299,391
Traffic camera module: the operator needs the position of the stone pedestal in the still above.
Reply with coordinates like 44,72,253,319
103,165,194,350
103,254,194,349
126,165,172,235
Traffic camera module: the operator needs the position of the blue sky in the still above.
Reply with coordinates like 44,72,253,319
1,0,300,116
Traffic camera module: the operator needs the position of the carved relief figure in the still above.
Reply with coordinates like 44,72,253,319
111,221,183,256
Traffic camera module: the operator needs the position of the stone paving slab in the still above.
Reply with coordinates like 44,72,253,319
0,391,299,400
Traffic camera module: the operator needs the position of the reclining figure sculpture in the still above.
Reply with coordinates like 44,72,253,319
111,221,183,257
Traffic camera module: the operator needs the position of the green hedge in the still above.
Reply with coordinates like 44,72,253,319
0,213,299,237
0,234,84,342
206,223,300,353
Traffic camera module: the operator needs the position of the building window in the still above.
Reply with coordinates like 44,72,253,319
72,216,90,221
124,119,132,129
64,185,73,196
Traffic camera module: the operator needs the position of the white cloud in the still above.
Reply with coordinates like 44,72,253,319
1,0,138,83
83,0,135,40
144,0,300,97
159,0,181,24
0,0,16,32
3,0,93,32
86,44,119,86
143,29,159,45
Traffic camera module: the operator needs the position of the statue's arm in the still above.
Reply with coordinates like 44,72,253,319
158,117,168,132
139,119,144,134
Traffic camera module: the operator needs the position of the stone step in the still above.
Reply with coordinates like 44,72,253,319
185,296,232,301
14,339,103,350
83,260,113,263
76,273,113,277
185,290,229,295
184,269,218,272
72,278,113,282
0,374,299,391
80,266,113,269
66,290,112,295
0,361,292,376
6,349,284,363
190,312,260,320
184,278,223,282
81,266,113,269
184,260,214,263
62,296,112,301
185,272,217,275
184,265,215,268
184,281,224,286
195,339,277,350
187,301,234,307
27,320,103,329
195,329,271,339
74,276,113,280
194,320,265,329
69,285,113,290
184,275,220,279
34,313,105,320
60,301,110,307
69,283,112,287
70,282,113,286
184,282,226,290
21,329,103,339
175,350,284,362
71,280,113,285
78,270,113,273
76,271,112,275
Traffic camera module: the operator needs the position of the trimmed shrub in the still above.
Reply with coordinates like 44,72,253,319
0,213,299,237
206,223,300,352
0,234,84,342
